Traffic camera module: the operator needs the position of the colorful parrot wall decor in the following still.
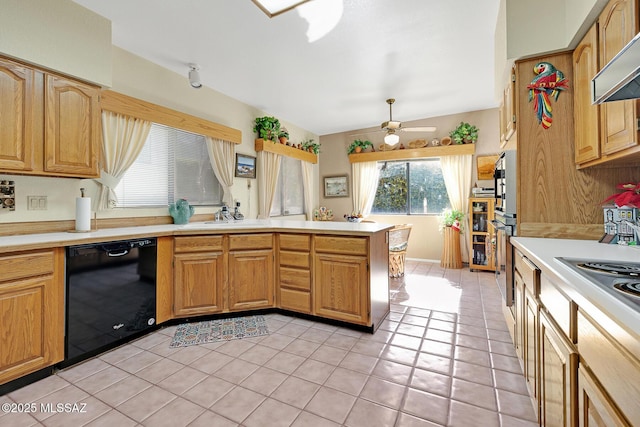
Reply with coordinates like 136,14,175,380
527,62,569,129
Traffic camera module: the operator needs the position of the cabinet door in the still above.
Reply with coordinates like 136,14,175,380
173,252,224,316
599,0,638,155
539,310,577,427
313,253,368,325
573,24,600,164
0,58,35,171
228,249,274,310
0,251,64,385
505,70,516,141
578,365,629,427
524,289,539,405
44,74,100,177
514,270,525,361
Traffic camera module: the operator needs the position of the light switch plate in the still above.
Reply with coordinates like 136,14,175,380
27,196,47,210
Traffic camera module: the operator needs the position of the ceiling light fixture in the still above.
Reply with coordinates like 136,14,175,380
384,130,400,146
188,63,202,89
251,0,311,18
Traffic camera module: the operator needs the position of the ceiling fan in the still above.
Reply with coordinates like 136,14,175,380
380,99,436,146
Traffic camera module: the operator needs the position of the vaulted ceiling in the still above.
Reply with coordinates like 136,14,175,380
73,0,501,135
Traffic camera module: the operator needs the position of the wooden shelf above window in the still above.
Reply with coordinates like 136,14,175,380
255,139,318,163
348,143,475,163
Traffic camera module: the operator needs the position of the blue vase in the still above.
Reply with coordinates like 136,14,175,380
169,199,195,224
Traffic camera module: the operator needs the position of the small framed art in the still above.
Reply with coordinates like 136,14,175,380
323,175,349,198
235,154,256,179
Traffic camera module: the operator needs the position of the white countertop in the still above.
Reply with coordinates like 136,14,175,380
511,237,640,338
0,219,393,253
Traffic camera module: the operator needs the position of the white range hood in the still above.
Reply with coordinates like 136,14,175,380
593,31,640,104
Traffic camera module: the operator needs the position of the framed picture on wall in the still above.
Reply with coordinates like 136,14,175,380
476,154,499,180
235,154,256,179
323,175,349,198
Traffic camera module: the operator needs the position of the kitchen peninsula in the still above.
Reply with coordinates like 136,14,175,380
0,219,392,388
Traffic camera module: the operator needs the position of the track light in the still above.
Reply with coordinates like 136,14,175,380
188,63,202,89
384,130,400,146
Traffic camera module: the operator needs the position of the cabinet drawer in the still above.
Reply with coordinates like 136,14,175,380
280,288,311,313
280,250,310,268
229,234,273,250
174,236,223,253
514,251,540,296
540,275,573,341
279,234,310,251
279,267,311,291
577,309,640,424
315,236,367,256
0,250,54,282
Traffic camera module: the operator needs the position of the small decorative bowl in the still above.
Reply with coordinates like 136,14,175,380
345,216,362,223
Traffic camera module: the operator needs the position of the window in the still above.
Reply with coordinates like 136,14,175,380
115,124,222,207
270,156,305,216
371,159,450,215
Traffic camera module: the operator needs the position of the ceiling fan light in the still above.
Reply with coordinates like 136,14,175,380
384,132,400,146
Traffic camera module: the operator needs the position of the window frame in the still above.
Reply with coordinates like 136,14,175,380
371,158,450,216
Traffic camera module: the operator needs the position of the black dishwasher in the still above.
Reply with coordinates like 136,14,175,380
62,238,157,368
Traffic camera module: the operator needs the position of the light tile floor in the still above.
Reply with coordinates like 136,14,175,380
0,261,538,426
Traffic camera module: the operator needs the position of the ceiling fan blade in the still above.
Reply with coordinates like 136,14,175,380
381,120,402,130
401,126,437,132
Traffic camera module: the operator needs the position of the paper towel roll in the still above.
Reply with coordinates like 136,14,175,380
75,197,91,231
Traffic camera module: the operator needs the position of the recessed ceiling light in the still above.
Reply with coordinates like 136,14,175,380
251,0,311,18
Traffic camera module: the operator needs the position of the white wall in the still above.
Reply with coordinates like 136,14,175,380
318,109,501,261
0,2,319,224
0,0,111,86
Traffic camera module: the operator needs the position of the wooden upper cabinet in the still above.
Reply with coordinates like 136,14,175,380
598,0,639,156
44,74,100,177
0,57,35,171
573,25,601,164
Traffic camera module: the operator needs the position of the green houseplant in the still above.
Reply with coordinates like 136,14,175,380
253,116,281,142
278,127,289,144
439,208,465,231
449,122,479,144
302,138,321,154
348,139,373,154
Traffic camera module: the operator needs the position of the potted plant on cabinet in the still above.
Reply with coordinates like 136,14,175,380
348,139,373,154
302,138,321,154
253,116,281,142
278,127,289,145
449,122,479,144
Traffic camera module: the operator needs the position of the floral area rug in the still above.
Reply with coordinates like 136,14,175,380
169,315,269,348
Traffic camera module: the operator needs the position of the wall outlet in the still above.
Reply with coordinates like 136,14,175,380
27,196,47,210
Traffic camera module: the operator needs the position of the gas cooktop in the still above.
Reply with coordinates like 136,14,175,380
556,258,640,311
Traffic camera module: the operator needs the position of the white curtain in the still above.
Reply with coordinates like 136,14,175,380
441,154,473,260
301,161,314,220
96,111,152,210
257,151,282,219
205,137,235,207
351,161,380,216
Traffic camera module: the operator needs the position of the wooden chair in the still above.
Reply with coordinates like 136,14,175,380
388,224,412,278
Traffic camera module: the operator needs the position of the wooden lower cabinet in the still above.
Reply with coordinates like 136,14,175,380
278,234,311,314
173,252,224,316
314,253,368,325
0,249,64,385
172,236,225,317
578,365,629,427
228,249,275,310
539,309,577,427
524,288,539,404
